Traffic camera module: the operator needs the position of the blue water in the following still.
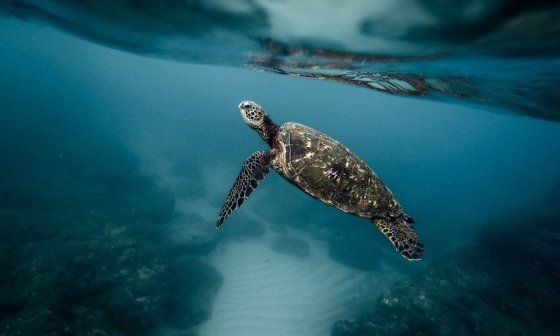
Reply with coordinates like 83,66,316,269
1,3,560,336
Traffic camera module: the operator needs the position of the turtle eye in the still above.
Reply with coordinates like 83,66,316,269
243,103,252,109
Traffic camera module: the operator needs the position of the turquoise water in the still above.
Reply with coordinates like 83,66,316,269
1,2,560,336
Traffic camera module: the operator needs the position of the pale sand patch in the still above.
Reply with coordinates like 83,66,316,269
197,226,402,336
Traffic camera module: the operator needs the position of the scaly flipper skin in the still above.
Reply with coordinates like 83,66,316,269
216,150,273,228
373,217,424,260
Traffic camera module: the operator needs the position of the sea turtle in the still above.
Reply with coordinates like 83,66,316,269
216,101,423,260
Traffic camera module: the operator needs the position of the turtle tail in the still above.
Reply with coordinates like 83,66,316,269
372,216,423,261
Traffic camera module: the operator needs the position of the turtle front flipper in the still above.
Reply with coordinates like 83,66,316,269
216,150,274,228
373,217,424,260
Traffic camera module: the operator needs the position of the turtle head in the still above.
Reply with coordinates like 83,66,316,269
238,100,278,146
239,101,269,129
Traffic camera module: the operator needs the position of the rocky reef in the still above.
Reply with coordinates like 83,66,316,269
0,115,224,335
332,188,560,336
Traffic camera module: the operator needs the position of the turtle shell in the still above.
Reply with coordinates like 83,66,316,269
273,122,401,218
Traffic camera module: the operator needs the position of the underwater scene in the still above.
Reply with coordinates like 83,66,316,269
1,1,560,335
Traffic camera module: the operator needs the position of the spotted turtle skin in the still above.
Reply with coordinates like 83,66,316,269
272,122,402,219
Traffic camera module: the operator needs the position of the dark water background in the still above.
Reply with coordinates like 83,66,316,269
1,1,560,335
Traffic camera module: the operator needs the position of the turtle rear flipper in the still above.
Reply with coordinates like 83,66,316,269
216,150,274,228
373,217,423,260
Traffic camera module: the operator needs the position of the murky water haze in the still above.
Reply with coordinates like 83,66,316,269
1,3,560,335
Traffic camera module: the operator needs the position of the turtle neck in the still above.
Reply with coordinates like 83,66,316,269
257,117,279,147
